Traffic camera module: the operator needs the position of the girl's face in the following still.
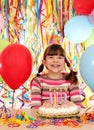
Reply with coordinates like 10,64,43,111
43,55,65,74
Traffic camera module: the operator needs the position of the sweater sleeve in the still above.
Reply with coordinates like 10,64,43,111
30,77,42,108
69,83,83,107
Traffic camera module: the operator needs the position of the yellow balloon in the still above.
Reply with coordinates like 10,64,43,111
0,76,3,83
0,38,10,52
84,30,94,48
82,86,93,108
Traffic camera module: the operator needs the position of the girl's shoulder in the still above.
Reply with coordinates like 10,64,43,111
62,72,68,79
31,74,47,82
62,72,68,76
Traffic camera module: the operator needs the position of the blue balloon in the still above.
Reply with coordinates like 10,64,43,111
80,44,94,91
64,16,93,44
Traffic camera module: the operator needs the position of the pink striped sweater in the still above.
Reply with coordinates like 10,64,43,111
30,75,82,108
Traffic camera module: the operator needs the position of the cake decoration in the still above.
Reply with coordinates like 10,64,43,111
37,88,80,118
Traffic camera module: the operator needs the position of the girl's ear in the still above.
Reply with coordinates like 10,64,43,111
42,60,48,69
42,60,45,66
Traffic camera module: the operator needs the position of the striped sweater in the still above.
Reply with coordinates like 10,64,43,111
30,75,82,108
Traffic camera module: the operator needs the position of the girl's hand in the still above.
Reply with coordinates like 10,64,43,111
31,106,39,119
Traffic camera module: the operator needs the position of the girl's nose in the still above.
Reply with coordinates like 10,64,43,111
53,57,58,62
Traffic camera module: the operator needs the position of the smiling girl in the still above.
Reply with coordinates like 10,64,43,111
30,44,83,108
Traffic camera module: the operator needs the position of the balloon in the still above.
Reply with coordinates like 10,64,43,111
84,30,94,48
64,16,93,43
0,13,4,31
0,76,3,83
80,45,94,91
73,0,94,15
89,9,94,27
0,38,10,52
0,44,32,90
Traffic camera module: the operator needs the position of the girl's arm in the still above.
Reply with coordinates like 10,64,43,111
30,77,42,108
69,83,84,108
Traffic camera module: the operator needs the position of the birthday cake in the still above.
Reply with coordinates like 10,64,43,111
37,100,80,118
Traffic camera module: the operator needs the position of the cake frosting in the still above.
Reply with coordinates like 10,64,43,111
37,101,80,117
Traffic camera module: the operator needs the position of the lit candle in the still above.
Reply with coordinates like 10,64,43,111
56,88,58,104
64,92,67,104
64,87,67,104
54,89,56,104
60,88,62,104
49,88,52,104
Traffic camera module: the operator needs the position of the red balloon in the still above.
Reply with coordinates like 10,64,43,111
0,44,32,90
73,0,94,15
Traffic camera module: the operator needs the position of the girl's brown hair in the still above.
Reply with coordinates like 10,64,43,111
37,44,78,84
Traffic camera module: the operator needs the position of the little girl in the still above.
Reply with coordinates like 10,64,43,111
30,44,83,108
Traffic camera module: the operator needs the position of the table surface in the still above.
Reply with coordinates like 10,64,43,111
1,123,94,130
1,108,94,130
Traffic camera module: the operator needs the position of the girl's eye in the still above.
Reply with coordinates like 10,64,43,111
48,56,53,58
58,56,64,59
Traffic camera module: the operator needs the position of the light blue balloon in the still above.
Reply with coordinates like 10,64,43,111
80,45,94,91
64,16,93,44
